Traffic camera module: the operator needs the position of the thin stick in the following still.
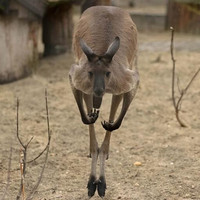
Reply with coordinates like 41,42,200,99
45,88,51,142
20,149,26,200
1,147,12,200
170,27,187,127
27,89,51,163
26,89,51,200
177,68,200,111
16,99,25,148
26,140,49,163
16,150,24,200
26,143,50,200
183,68,200,94
16,90,51,200
170,27,200,127
16,98,24,200
16,99,34,200
170,27,177,109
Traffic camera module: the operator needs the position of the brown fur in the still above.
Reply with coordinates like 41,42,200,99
69,7,139,197
70,6,138,95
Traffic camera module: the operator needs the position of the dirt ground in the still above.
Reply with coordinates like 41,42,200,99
0,29,200,200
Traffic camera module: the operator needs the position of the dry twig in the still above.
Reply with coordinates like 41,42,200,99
16,89,51,200
170,27,200,127
1,147,12,200
16,98,33,200
26,89,51,200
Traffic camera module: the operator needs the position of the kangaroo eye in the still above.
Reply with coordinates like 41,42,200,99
106,71,111,77
88,71,93,78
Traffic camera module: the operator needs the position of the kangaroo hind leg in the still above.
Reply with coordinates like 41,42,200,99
98,94,123,197
83,94,99,197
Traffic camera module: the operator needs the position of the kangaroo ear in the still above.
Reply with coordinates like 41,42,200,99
80,39,97,62
103,36,120,63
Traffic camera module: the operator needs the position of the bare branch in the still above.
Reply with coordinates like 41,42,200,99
26,143,50,200
184,68,200,94
170,27,177,109
16,89,51,200
16,99,33,200
1,147,12,200
170,27,187,127
26,137,34,148
16,99,25,149
20,149,26,200
16,149,26,200
27,89,51,163
16,98,25,200
26,88,51,200
177,67,200,111
176,75,182,95
26,139,49,164
170,27,200,127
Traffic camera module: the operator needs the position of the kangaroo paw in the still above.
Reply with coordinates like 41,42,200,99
97,176,107,198
87,175,97,198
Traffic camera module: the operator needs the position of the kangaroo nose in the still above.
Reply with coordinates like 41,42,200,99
94,88,104,97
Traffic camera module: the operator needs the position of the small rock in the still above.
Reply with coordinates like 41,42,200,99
134,161,142,166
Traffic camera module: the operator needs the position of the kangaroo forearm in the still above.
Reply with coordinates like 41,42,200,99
101,90,135,132
106,109,126,131
73,89,99,125
70,85,90,124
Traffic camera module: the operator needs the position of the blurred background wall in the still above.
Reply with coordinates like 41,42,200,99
0,0,199,84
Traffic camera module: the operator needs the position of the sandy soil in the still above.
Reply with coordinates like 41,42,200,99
0,31,200,200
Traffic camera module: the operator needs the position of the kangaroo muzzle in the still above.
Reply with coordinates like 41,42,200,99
93,74,105,97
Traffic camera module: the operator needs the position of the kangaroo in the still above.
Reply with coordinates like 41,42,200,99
69,6,139,198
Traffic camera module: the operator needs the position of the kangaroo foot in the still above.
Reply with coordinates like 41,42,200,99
87,175,97,198
97,176,107,198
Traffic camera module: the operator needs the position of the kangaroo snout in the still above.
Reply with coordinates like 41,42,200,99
94,87,104,97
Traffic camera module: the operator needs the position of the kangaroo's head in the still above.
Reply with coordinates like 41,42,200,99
80,37,120,97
